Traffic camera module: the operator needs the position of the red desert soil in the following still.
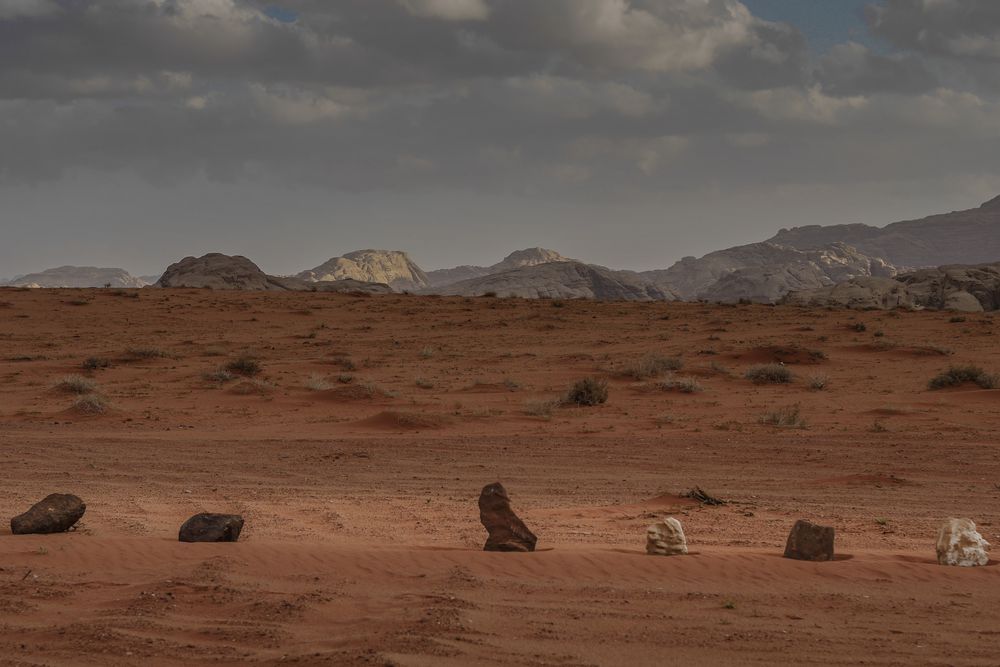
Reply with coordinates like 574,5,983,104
1,288,999,665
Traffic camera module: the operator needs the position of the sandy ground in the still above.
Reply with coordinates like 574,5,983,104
1,287,999,665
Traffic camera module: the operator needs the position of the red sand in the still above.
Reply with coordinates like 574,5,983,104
1,288,999,665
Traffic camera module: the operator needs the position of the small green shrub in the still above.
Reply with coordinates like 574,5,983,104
928,365,999,390
744,363,792,384
565,377,609,406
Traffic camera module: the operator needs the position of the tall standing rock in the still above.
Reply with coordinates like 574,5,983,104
936,518,991,567
178,513,244,543
783,519,834,561
11,494,86,534
646,517,688,556
478,483,537,552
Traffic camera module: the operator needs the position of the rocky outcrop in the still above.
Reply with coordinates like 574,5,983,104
936,518,990,567
297,250,428,292
178,513,244,542
7,266,147,288
646,517,688,556
642,242,895,303
783,519,834,561
427,248,573,288
783,262,1000,312
769,194,1000,268
426,261,676,301
156,253,391,293
11,493,86,534
478,482,537,552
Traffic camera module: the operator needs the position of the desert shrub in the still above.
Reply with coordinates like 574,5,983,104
852,322,867,332
808,374,829,390
73,393,108,415
503,377,522,391
82,357,112,371
419,346,435,359
225,356,261,377
337,374,354,384
744,363,792,384
618,353,683,380
656,375,703,393
760,404,807,428
414,377,434,389
928,365,999,390
565,377,609,406
56,375,96,394
333,356,357,371
524,398,559,418
124,346,169,360
306,374,332,391
203,369,236,383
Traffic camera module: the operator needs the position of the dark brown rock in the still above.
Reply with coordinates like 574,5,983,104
783,519,834,561
11,493,86,535
178,513,244,543
478,482,537,552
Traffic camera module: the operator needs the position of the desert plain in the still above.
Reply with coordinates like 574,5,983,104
1,287,999,666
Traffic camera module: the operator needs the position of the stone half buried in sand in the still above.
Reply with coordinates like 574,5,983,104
936,518,991,567
646,517,688,556
478,482,537,552
10,493,86,535
783,519,834,562
178,513,244,543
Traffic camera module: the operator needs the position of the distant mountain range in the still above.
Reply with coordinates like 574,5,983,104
4,194,1000,309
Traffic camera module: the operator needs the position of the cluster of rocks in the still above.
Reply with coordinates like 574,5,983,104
9,493,244,543
9,488,993,568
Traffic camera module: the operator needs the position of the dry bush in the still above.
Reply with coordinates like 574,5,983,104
73,394,108,415
82,357,112,371
760,404,807,428
565,377,609,406
744,363,792,384
225,356,262,377
928,365,999,390
808,374,829,390
203,369,236,384
617,353,683,380
56,375,97,394
524,398,559,418
306,374,333,391
414,377,434,389
656,375,703,393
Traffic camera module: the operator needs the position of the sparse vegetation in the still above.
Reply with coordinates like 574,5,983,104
419,346,435,359
414,377,435,389
760,404,807,428
656,375,703,393
202,369,236,383
807,374,829,390
744,363,792,384
337,374,354,384
502,377,522,391
124,346,169,360
333,356,357,371
82,357,112,371
306,374,333,391
225,356,262,377
928,365,999,390
618,353,683,380
524,398,559,418
565,377,609,406
852,322,867,332
72,393,108,415
56,375,96,394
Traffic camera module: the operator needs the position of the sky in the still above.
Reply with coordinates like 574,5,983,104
2,0,1000,278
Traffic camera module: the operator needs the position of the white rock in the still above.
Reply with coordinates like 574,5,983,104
646,517,688,556
936,518,991,567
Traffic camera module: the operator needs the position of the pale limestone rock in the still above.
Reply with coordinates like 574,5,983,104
936,518,991,567
646,517,688,556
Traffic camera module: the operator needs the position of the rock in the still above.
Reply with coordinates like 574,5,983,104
178,513,244,543
11,494,86,534
7,266,147,288
297,249,429,292
783,519,834,561
426,247,573,288
936,518,991,567
478,482,537,552
646,517,688,556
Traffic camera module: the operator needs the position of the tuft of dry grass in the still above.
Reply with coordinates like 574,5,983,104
524,398,560,418
656,375,703,393
807,374,829,390
616,353,683,380
928,365,999,390
745,363,792,385
56,375,97,394
82,357,112,371
565,377,609,406
225,356,262,377
306,374,333,391
72,393,108,415
760,404,807,428
203,369,236,383
124,346,170,361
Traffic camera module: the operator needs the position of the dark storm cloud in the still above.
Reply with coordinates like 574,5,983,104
868,0,1000,61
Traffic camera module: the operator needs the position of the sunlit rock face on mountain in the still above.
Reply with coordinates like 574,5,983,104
297,250,429,292
5,266,147,288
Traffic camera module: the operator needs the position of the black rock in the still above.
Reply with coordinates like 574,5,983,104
783,519,834,561
178,513,244,543
11,493,86,535
478,482,537,552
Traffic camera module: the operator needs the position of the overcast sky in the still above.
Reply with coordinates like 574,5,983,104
2,0,999,277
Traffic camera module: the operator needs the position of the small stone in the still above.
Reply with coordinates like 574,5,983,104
936,518,990,567
646,517,688,556
783,519,834,561
178,513,244,543
11,494,86,535
478,482,537,552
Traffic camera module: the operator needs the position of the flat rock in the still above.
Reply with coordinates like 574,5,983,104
646,517,688,556
11,493,86,534
478,482,537,552
783,519,834,561
178,513,244,543
936,518,991,567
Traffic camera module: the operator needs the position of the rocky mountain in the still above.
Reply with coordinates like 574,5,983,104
425,261,676,301
5,266,147,288
156,253,391,293
426,248,572,288
768,195,1000,268
297,250,428,292
783,262,1000,312
642,242,895,303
